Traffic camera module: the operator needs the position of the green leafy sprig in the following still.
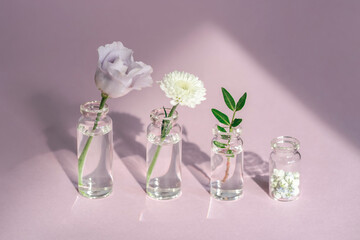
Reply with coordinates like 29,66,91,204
212,88,247,145
211,87,247,182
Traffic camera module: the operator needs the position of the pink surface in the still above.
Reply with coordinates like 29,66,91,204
1,0,360,239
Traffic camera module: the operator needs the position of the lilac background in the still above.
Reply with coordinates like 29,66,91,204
1,0,360,239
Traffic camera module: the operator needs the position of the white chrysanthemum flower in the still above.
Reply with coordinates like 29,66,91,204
159,71,206,108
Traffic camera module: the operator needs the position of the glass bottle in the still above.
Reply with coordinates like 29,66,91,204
269,136,301,201
77,101,113,199
210,125,244,201
146,108,182,200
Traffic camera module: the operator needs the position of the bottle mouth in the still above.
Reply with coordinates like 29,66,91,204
212,124,242,136
271,136,300,151
150,107,178,122
80,101,109,115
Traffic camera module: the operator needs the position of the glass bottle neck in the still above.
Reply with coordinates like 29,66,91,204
80,101,109,119
212,125,242,138
150,107,178,125
271,136,300,153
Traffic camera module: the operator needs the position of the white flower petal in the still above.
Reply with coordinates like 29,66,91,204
292,179,300,187
98,42,124,64
274,192,281,199
159,71,206,108
95,69,130,98
292,187,300,196
279,179,288,188
285,174,294,183
95,41,153,98
105,58,128,77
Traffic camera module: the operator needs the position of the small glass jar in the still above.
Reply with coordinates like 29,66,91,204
146,108,182,200
210,125,244,201
77,101,113,199
269,136,301,201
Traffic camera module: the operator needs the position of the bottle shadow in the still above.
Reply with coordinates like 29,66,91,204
45,126,77,188
182,127,211,193
109,112,147,192
243,151,269,195
30,93,78,189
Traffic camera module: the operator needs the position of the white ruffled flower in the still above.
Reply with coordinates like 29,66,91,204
95,41,153,98
159,71,206,108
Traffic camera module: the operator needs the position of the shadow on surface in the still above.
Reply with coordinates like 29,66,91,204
31,93,78,188
110,112,147,191
244,151,269,195
182,127,210,193
45,126,77,188
216,1,360,147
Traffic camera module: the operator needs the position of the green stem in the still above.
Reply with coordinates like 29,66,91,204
229,110,236,132
78,92,108,186
146,104,179,189
222,110,237,182
146,144,162,188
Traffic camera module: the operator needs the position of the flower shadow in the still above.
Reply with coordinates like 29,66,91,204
110,112,147,192
182,127,211,193
244,151,269,195
31,93,78,189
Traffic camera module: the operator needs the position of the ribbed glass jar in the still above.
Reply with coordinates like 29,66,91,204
77,101,113,199
146,108,182,200
269,136,301,201
210,125,244,201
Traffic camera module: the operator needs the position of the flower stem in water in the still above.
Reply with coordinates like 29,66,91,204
78,92,108,186
146,104,178,189
221,110,236,183
222,158,231,182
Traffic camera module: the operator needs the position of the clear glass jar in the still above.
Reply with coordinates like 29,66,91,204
269,136,301,201
210,125,244,201
77,101,113,199
146,108,182,200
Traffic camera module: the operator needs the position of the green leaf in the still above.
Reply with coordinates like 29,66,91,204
163,107,168,117
236,92,247,111
213,141,227,148
221,135,231,140
211,109,230,125
231,118,242,127
226,149,233,155
217,125,227,132
221,87,235,111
